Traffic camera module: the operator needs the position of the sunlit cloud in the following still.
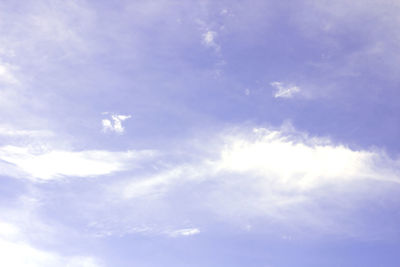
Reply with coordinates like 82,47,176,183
109,126,400,238
0,0,399,265
0,220,102,267
0,145,155,181
102,113,131,134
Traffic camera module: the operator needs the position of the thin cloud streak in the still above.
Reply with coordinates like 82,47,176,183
271,82,301,98
0,145,155,181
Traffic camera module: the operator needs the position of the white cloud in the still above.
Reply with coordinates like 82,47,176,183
203,31,216,45
168,228,200,237
271,81,300,98
0,222,20,239
101,119,113,131
215,128,381,190
102,114,131,134
122,167,186,199
109,126,400,237
0,145,155,180
123,126,390,198
202,30,220,52
0,220,102,267
0,125,53,137
0,62,18,85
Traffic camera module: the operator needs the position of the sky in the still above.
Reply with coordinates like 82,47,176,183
1,0,400,266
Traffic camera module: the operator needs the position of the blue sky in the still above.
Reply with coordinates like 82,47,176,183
1,0,400,266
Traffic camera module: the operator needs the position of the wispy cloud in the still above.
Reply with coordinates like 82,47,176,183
271,81,301,98
0,62,19,85
0,125,53,137
0,145,155,181
168,228,200,237
0,220,102,267
107,125,400,238
202,30,220,52
0,0,399,264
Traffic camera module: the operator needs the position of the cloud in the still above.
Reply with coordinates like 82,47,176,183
0,220,102,267
168,228,200,237
108,125,400,238
0,222,19,239
102,114,131,134
123,126,389,198
0,145,155,181
270,81,301,98
202,31,217,46
283,0,400,98
0,62,18,85
0,192,104,267
0,125,53,137
202,30,220,52
215,128,382,189
122,167,188,199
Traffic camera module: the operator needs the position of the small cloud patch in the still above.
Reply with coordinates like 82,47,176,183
271,81,300,98
0,62,19,85
202,31,220,52
168,228,200,237
102,113,131,134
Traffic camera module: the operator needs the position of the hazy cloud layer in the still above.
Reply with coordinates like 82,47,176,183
1,0,400,266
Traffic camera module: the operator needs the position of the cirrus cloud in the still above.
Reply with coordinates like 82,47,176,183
0,145,156,181
109,125,400,238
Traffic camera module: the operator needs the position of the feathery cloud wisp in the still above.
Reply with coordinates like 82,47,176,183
202,30,220,52
271,81,300,98
168,228,200,237
0,145,155,181
0,220,102,267
110,126,400,238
